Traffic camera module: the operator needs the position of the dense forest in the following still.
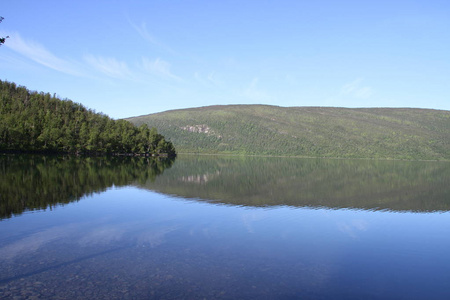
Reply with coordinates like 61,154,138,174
0,154,174,219
0,80,176,157
127,105,450,160
142,155,450,213
5,154,449,218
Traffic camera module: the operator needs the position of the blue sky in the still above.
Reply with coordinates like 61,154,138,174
1,0,449,119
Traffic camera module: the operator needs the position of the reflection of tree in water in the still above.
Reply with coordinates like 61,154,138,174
0,155,175,219
143,155,450,213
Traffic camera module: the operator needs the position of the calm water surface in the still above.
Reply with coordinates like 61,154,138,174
1,154,450,299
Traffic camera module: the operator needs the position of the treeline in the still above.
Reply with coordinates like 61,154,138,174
127,105,450,160
0,155,175,219
142,155,450,213
0,80,176,156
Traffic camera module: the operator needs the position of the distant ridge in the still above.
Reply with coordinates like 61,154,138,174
126,105,450,160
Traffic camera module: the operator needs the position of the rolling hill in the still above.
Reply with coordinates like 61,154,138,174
137,155,450,213
126,105,450,160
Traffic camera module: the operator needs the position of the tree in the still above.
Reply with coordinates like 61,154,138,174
0,17,9,46
0,80,176,156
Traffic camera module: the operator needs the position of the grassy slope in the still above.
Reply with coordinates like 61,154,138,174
126,105,450,160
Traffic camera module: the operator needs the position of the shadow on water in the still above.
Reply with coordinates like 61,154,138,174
0,154,175,219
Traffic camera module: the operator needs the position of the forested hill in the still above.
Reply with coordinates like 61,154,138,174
126,105,450,160
0,80,176,156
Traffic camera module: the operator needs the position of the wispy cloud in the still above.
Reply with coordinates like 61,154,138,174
207,72,221,85
3,32,84,76
0,224,80,260
337,219,369,239
130,21,177,55
3,30,181,83
242,77,271,101
341,78,373,99
241,211,268,234
194,71,222,86
194,72,205,84
3,31,182,87
141,57,181,81
84,54,133,80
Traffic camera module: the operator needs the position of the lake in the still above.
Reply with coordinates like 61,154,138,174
1,154,450,299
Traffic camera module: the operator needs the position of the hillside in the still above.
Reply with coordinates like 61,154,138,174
138,155,450,213
126,105,450,160
0,80,175,156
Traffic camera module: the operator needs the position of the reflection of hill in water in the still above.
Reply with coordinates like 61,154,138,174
141,155,450,213
0,155,174,219
2,155,450,218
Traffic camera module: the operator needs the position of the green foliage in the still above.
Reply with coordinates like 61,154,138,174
127,105,450,160
0,154,175,219
0,80,176,157
143,155,450,212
